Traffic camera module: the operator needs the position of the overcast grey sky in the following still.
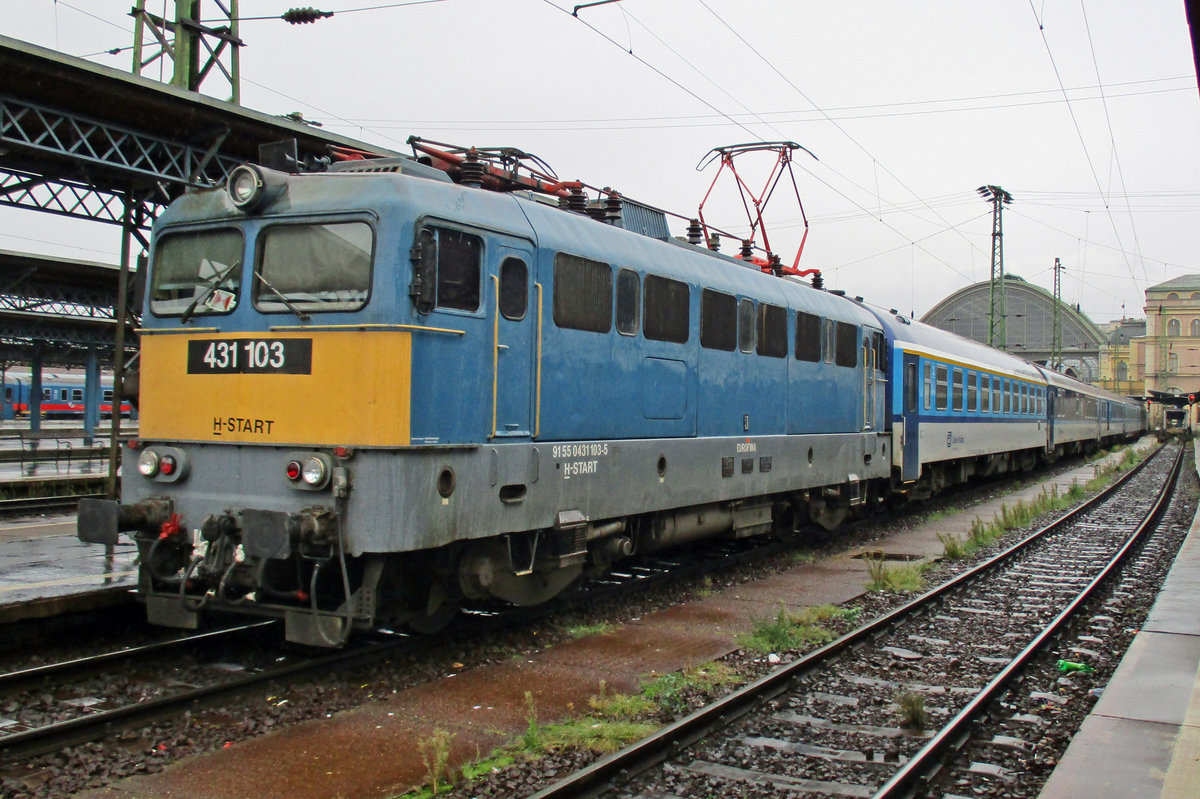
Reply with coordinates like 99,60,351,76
7,0,1200,323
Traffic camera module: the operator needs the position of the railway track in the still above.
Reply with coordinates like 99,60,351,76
530,442,1185,799
0,532,803,765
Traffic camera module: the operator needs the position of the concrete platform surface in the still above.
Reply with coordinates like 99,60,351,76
1038,444,1200,799
0,516,137,623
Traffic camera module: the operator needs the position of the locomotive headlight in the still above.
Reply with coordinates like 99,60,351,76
301,457,327,487
226,164,287,213
137,449,160,477
228,164,263,209
284,452,332,490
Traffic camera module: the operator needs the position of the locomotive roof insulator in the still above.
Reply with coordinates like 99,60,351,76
567,185,588,214
460,148,485,189
604,190,623,226
686,218,703,246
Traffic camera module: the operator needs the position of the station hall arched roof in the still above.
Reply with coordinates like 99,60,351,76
921,275,1105,355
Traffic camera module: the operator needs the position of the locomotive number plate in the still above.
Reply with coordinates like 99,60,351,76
187,338,313,374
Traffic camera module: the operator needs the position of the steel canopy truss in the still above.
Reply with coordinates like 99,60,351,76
0,282,118,323
0,94,239,194
0,167,157,229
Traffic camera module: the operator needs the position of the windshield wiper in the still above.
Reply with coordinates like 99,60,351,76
256,273,312,321
180,260,241,324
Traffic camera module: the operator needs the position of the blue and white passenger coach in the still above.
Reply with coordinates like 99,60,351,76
879,312,1144,497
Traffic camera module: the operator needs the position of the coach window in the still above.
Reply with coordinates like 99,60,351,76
616,268,640,335
150,227,244,317
700,289,737,351
967,371,978,412
554,253,612,333
935,364,949,410
905,363,918,412
259,221,373,315
982,375,991,413
498,258,528,321
643,274,689,343
923,362,933,410
757,303,788,358
834,322,857,367
795,311,820,361
71,389,83,402
951,368,963,411
738,299,756,353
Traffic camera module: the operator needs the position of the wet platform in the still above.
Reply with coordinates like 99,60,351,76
0,515,138,624
1037,444,1200,799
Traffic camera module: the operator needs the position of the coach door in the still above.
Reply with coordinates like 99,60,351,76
491,240,536,438
900,352,920,480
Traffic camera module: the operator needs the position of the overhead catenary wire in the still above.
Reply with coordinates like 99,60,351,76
1078,0,1148,287
1026,0,1142,298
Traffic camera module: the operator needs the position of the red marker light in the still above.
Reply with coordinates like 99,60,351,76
159,455,177,476
285,460,302,481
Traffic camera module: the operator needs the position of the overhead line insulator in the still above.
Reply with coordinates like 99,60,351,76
282,7,334,24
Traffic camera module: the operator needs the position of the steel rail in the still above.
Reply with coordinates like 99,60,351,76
873,442,1186,798
0,628,436,763
0,621,278,692
528,443,1169,799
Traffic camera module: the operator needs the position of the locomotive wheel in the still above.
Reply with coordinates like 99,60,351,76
406,583,459,634
407,602,460,633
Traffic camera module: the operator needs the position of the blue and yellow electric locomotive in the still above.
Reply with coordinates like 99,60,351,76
78,143,1143,646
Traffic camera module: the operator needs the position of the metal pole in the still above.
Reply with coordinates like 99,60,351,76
1052,257,1063,370
106,197,134,499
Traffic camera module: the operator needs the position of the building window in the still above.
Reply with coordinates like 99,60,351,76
1169,352,1179,373
1168,292,1180,300
1168,318,1181,337
1191,319,1200,337
1116,361,1128,381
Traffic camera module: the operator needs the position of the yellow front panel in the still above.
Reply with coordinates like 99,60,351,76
139,331,411,446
